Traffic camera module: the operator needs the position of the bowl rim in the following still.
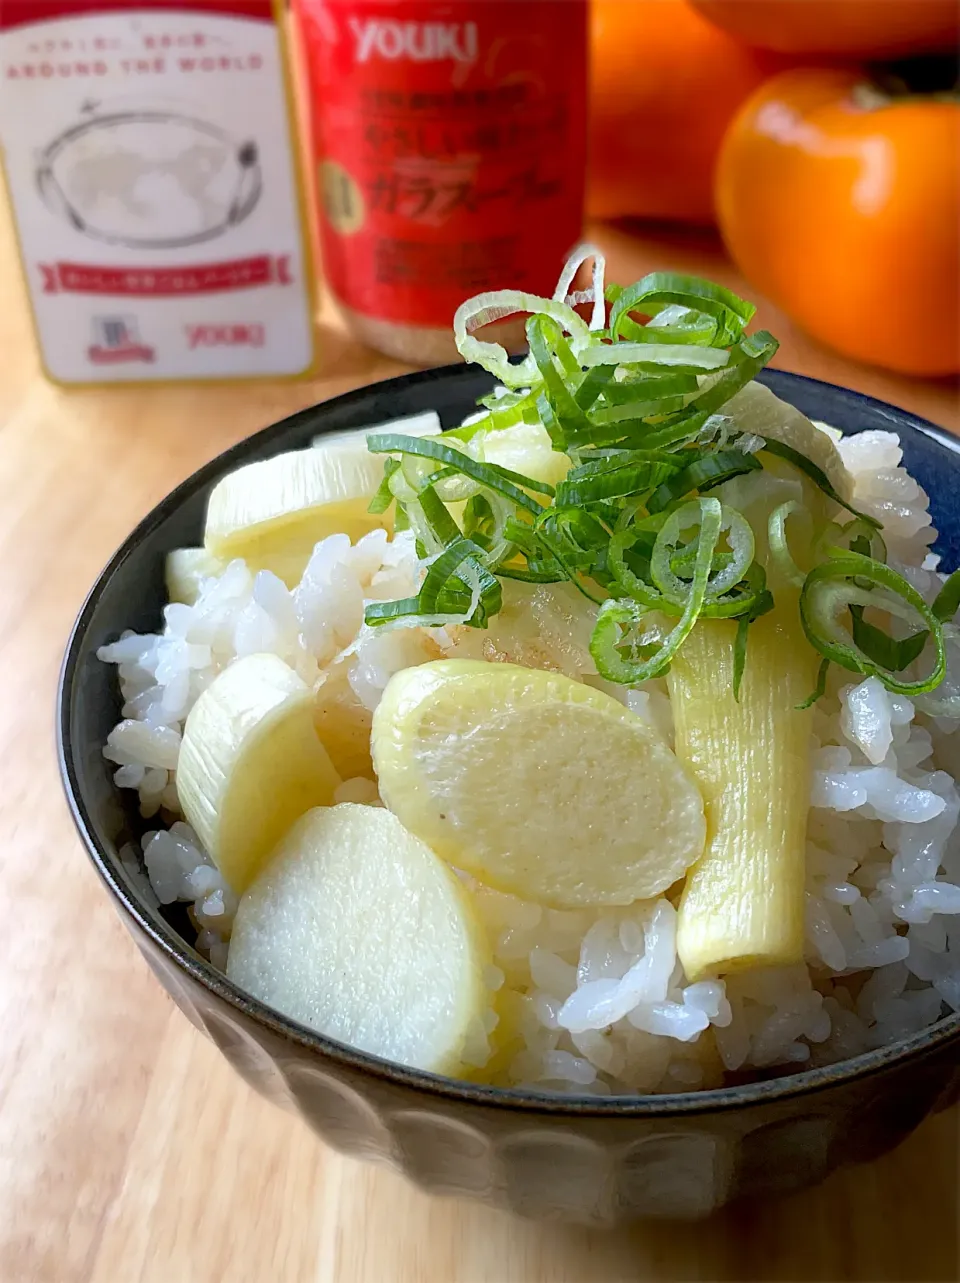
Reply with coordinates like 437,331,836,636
58,364,960,1118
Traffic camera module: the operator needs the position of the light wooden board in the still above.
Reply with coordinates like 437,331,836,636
0,193,958,1283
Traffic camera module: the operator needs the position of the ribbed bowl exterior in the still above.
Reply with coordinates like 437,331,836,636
60,367,960,1224
132,916,960,1223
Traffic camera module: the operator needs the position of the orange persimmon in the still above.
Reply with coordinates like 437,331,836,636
716,68,960,376
691,0,959,58
588,0,794,224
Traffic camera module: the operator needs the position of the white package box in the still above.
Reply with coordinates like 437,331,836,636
1,0,316,384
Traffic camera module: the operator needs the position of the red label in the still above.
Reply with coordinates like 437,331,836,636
0,1,273,31
187,323,267,348
88,342,156,363
295,0,586,329
39,255,291,295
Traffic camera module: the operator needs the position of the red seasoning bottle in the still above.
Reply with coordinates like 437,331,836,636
293,0,587,363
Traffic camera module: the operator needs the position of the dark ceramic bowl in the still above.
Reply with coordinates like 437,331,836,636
59,367,960,1224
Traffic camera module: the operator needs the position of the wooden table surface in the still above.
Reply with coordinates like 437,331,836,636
1,191,958,1283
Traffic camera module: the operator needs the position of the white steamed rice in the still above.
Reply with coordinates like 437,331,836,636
99,425,960,1095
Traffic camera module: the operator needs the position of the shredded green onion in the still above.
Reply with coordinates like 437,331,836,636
797,658,831,711
799,551,945,694
650,501,753,605
849,605,929,674
607,272,756,347
367,457,400,516
364,536,501,630
647,449,761,514
364,248,955,705
933,568,960,622
366,433,552,513
453,290,589,389
732,616,750,702
556,461,675,507
768,501,808,588
580,342,731,372
682,330,779,417
591,499,723,682
417,483,463,549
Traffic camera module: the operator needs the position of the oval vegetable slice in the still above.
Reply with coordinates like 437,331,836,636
371,659,705,908
226,804,489,1074
177,653,340,893
204,414,439,586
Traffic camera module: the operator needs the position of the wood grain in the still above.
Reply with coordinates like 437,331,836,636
0,192,957,1283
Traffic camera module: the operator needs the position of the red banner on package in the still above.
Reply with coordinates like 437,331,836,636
1,1,273,31
39,255,292,296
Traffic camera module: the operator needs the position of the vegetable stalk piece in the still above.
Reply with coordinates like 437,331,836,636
203,414,439,586
667,607,818,979
177,653,341,893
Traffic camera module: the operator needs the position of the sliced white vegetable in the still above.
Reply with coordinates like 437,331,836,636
204,413,439,586
177,653,340,893
371,659,705,908
226,804,489,1074
310,410,440,450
